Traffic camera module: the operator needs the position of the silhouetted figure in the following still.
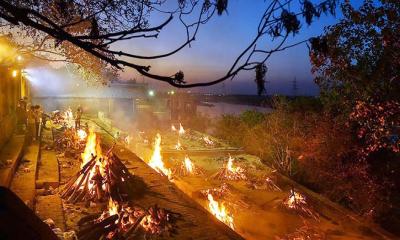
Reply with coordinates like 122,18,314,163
27,106,36,141
75,105,83,129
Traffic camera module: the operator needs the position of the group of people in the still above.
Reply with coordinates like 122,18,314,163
17,100,84,141
16,98,44,141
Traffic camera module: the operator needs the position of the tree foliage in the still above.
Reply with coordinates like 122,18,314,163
310,0,400,156
0,0,336,87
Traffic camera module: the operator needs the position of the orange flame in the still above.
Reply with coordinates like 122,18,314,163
203,136,214,145
171,124,177,131
175,140,182,150
178,123,185,135
227,155,243,174
285,190,307,209
184,156,194,174
148,134,172,179
108,198,119,216
77,129,87,141
81,129,102,167
207,194,235,229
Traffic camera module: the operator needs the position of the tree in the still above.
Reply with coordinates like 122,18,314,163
0,0,337,87
310,0,400,156
254,63,267,95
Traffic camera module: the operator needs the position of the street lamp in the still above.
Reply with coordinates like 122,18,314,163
12,69,18,78
148,90,155,97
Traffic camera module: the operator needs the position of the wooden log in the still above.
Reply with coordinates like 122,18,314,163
78,214,118,239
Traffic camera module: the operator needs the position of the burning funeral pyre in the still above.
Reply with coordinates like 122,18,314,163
174,139,183,150
203,136,214,146
63,108,75,129
212,155,247,181
77,199,180,240
282,189,319,220
54,128,88,155
172,156,204,176
207,193,235,230
170,123,185,135
60,130,138,203
147,133,172,179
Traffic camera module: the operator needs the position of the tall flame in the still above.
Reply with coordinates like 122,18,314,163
149,134,172,179
81,130,102,167
184,156,194,174
207,194,235,229
108,198,119,216
178,123,185,135
227,155,243,174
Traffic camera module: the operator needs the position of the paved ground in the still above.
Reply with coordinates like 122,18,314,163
0,134,25,187
10,142,40,209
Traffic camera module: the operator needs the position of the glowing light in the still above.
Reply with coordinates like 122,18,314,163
108,198,119,216
148,90,155,96
184,156,194,174
207,194,235,229
203,136,214,145
284,189,307,209
77,129,87,141
81,130,102,167
178,123,185,135
16,55,22,61
175,140,182,150
171,124,177,131
12,69,18,78
148,134,172,179
227,155,244,175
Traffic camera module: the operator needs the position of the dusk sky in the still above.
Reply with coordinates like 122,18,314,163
113,0,363,95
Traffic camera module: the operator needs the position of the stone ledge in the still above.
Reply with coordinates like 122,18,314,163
0,134,25,188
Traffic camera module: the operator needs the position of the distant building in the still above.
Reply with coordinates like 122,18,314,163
30,67,148,117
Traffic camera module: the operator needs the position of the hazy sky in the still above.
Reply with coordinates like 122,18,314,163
114,0,362,95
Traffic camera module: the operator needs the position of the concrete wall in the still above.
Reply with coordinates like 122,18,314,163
0,68,23,149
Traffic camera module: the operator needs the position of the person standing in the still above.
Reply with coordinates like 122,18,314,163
34,105,42,139
27,106,36,141
16,99,27,132
75,105,83,129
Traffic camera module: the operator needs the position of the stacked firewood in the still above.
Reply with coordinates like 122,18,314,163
77,203,180,240
60,150,143,203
